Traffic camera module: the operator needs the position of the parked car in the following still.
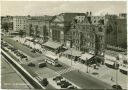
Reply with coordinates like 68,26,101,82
40,78,49,86
31,49,36,53
28,62,35,67
38,62,47,68
11,48,17,52
57,80,66,86
60,81,71,88
112,85,122,90
67,85,77,89
38,50,42,54
53,76,63,81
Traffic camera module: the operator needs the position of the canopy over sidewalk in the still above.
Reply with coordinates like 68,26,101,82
79,53,94,61
25,37,33,40
45,51,58,60
119,65,128,72
43,41,62,49
105,60,115,65
63,48,82,57
104,54,117,61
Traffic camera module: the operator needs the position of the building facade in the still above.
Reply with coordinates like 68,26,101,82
13,16,28,31
91,16,106,56
26,16,52,42
65,15,96,54
65,13,106,56
105,14,127,50
49,13,86,44
1,16,13,31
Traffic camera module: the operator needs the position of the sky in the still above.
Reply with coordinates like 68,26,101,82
1,1,127,16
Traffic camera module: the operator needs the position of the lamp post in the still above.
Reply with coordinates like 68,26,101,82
115,56,119,89
86,58,89,73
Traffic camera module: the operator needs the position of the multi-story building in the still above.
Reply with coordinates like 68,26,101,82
105,13,127,50
65,15,96,54
49,13,86,44
1,16,13,31
13,16,28,31
26,15,52,42
65,13,107,57
91,16,106,56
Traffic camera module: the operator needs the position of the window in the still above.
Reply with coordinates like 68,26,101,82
98,27,103,32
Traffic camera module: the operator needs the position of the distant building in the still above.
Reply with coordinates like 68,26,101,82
13,16,28,31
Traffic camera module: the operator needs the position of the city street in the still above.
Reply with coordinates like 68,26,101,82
2,36,113,89
59,56,128,89
62,70,112,89
1,1,127,89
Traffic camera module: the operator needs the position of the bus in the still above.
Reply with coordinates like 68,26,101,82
45,52,59,66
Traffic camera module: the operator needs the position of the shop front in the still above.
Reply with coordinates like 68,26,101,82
79,53,94,65
104,54,118,69
63,48,82,61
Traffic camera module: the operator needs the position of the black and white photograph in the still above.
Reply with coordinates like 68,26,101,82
0,0,127,89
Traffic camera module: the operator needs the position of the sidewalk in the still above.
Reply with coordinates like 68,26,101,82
58,56,127,89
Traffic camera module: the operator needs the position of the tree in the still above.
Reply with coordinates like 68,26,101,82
19,30,25,38
35,25,39,38
29,24,33,36
1,22,10,32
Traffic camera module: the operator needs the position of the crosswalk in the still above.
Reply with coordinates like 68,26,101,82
35,67,76,79
56,67,75,75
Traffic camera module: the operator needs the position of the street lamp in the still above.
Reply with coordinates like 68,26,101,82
70,48,72,66
86,58,89,73
115,56,119,89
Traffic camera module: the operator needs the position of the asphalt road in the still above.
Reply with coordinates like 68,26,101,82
2,36,112,89
35,56,112,89
62,70,112,89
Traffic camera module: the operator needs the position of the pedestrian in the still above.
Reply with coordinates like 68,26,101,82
78,70,80,73
111,77,113,81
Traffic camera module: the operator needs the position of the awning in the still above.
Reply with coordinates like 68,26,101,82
45,51,58,60
43,41,62,49
38,39,44,44
105,54,117,61
80,53,93,61
34,39,39,42
63,48,82,57
119,66,128,72
105,60,115,65
25,37,33,40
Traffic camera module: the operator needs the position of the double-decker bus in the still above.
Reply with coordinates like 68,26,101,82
45,52,59,66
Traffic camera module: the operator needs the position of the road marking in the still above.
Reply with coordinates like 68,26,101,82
56,67,75,75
